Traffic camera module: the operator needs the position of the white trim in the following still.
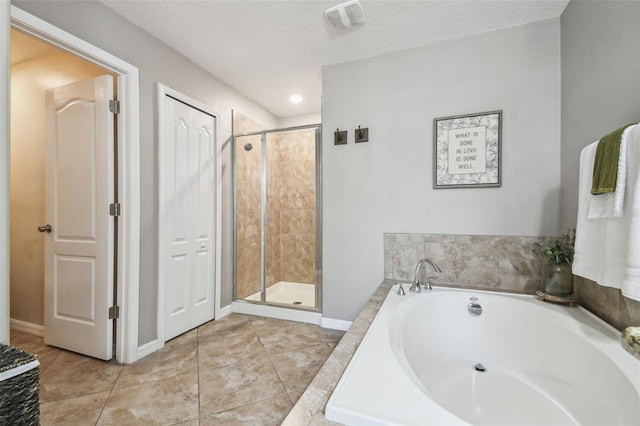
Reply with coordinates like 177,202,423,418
10,6,141,364
9,319,44,337
156,83,222,345
136,339,163,360
232,301,322,325
139,305,230,361
0,0,10,345
320,317,353,331
218,304,232,319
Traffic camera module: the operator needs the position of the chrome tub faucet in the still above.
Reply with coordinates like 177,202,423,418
409,259,442,292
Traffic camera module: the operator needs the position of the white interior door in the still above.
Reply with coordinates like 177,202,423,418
43,75,115,360
162,94,216,341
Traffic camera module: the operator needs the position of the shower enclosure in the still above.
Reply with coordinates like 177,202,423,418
233,125,321,313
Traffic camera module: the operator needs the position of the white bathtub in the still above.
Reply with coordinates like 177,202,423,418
325,285,640,425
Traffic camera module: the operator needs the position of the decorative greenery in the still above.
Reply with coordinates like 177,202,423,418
532,228,576,265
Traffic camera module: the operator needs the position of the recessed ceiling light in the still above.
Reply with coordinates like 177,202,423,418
289,94,303,104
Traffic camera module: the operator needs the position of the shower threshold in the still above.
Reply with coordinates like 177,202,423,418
245,281,315,308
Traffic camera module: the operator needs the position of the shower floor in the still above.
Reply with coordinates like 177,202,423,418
245,281,315,308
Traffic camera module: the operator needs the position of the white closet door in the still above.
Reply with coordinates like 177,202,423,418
44,75,115,360
162,95,216,341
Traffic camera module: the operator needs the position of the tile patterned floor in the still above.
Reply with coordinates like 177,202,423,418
9,314,344,425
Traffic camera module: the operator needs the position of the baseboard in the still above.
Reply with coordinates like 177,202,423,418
217,304,232,319
139,306,230,361
137,339,162,360
10,318,44,337
320,317,352,331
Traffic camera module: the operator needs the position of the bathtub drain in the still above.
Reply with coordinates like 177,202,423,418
292,301,302,305
473,363,486,372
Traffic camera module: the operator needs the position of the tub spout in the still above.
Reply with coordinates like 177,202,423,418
409,259,441,292
396,283,406,296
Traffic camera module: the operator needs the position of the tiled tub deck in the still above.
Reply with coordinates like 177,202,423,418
282,280,394,425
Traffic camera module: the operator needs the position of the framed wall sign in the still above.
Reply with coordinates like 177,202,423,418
433,110,502,188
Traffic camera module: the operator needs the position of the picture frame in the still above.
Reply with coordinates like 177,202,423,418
433,110,502,188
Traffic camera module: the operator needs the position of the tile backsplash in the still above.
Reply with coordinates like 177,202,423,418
384,232,640,331
384,233,550,294
574,276,640,331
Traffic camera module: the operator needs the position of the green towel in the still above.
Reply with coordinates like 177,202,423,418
591,124,635,195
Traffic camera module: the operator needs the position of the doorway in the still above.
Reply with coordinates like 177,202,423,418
232,124,322,322
7,6,141,363
9,27,116,347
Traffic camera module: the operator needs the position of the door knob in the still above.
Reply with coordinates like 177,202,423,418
38,224,52,233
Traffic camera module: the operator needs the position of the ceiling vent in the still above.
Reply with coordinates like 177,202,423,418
325,0,366,31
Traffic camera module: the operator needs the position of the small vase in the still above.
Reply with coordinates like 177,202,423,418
541,260,573,296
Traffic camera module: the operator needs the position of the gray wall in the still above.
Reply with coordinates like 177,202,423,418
561,1,640,329
322,19,561,321
560,0,640,229
12,0,278,345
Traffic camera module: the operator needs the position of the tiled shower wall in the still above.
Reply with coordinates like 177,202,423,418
278,131,315,284
384,233,550,294
235,114,263,299
265,133,282,288
235,113,315,299
384,232,640,331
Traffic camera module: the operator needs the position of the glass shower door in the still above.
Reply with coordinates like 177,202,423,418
234,126,319,310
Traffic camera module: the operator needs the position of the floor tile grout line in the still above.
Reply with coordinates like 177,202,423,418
37,388,112,406
203,391,293,419
109,351,199,390
250,318,303,409
198,317,291,419
100,370,202,425
8,332,62,373
261,341,289,395
93,352,124,426
252,318,326,409
264,341,331,358
250,319,335,355
9,334,114,426
38,346,63,374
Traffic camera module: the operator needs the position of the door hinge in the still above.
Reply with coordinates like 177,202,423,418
108,305,120,320
109,203,121,217
109,99,120,114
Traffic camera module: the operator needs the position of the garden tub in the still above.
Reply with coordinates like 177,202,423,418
325,285,640,425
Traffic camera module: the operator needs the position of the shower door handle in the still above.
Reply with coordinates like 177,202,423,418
38,224,53,233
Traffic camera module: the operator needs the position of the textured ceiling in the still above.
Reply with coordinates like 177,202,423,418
101,0,569,118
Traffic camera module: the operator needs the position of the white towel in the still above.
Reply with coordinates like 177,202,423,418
573,124,640,299
587,126,632,218
622,125,640,301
